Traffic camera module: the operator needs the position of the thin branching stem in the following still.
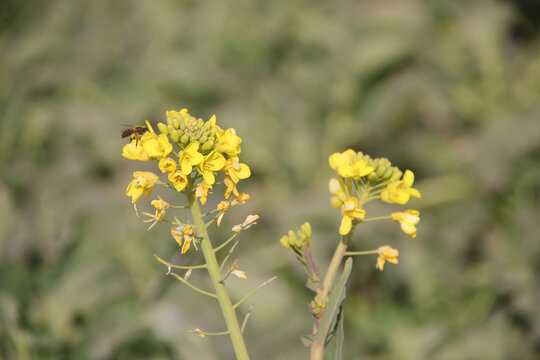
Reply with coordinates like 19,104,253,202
168,272,217,299
214,233,239,253
154,254,207,269
241,304,254,334
233,276,277,310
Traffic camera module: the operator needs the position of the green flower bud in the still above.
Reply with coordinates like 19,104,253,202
376,166,387,178
201,141,214,151
301,222,312,238
199,135,208,144
280,235,290,249
383,167,393,179
157,122,168,135
367,172,378,182
390,168,402,182
288,230,297,247
180,123,186,130
181,134,189,144
167,125,175,135
173,118,180,129
197,118,204,128
170,130,180,143
167,118,173,127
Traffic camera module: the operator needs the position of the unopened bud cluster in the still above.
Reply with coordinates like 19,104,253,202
309,296,328,319
280,222,312,250
159,110,218,152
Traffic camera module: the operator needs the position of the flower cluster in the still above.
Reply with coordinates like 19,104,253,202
122,109,253,253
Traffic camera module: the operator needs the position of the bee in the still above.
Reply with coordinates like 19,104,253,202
121,125,148,144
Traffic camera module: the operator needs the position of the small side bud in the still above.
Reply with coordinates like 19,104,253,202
301,222,312,238
170,130,180,142
173,118,180,129
280,235,290,249
157,122,168,135
288,230,297,247
201,141,214,151
181,134,189,144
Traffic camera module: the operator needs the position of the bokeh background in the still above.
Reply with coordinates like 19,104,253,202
1,0,539,359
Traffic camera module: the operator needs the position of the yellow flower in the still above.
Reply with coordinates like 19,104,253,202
391,210,420,238
171,225,196,254
125,171,159,203
216,201,231,227
223,158,251,183
328,178,349,208
381,170,421,204
195,181,212,205
224,176,239,199
197,150,226,185
215,127,242,157
141,121,173,158
179,142,204,175
339,197,366,235
375,245,399,271
232,214,259,233
151,197,170,220
158,158,177,173
122,141,151,161
329,150,374,178
231,193,250,206
168,170,188,192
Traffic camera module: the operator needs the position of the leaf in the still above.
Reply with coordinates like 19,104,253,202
323,307,344,360
306,257,353,353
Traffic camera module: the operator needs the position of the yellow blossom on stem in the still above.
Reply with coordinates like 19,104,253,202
171,225,196,254
141,121,173,158
125,171,159,203
339,197,366,235
231,193,250,206
376,245,399,271
216,201,231,227
197,150,226,185
224,176,240,199
158,157,177,173
328,150,356,173
328,178,349,208
195,181,212,205
122,141,151,161
391,210,420,238
215,127,242,157
223,158,251,183
179,142,204,175
381,170,421,204
329,149,374,178
151,197,170,220
169,170,188,192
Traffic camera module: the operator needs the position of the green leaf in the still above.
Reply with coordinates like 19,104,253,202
323,307,344,360
309,257,353,354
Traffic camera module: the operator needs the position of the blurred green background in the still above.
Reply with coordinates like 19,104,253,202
1,0,539,359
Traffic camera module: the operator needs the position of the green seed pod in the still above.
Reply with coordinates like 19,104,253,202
170,129,180,143
157,122,168,135
180,134,189,144
201,141,214,151
280,235,290,249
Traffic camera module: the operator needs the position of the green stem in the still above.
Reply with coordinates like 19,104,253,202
344,250,378,256
189,191,250,360
361,215,391,222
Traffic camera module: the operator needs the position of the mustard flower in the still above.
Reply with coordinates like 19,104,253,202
195,181,212,205
151,197,170,220
223,158,251,183
171,225,196,254
122,141,151,161
232,214,259,233
141,121,173,158
391,210,420,238
328,178,349,208
339,197,366,235
125,171,159,203
231,193,250,206
216,201,231,227
328,150,356,173
168,170,188,192
197,150,226,185
158,157,177,173
179,142,204,175
329,150,374,179
375,245,399,271
381,170,421,204
215,127,242,157
224,176,239,199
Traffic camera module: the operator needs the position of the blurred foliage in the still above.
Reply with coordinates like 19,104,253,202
0,0,539,359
